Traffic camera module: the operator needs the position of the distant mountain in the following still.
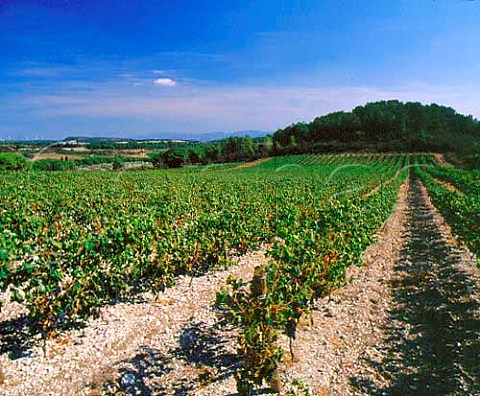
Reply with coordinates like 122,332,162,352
189,130,269,142
62,130,269,143
63,136,132,142
62,136,196,144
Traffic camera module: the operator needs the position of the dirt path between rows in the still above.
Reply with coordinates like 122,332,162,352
271,176,480,395
433,153,453,168
432,176,462,194
229,158,270,170
361,177,480,394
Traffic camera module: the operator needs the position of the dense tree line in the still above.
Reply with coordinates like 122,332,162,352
152,136,272,168
273,100,480,154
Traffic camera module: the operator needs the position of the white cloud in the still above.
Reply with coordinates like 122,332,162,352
153,78,177,87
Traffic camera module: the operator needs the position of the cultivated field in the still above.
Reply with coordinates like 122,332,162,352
0,154,479,395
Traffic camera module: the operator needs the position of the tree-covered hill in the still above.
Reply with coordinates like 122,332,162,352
273,100,480,154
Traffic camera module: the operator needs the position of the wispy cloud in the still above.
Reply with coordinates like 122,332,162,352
14,80,480,134
152,69,174,75
12,66,70,77
157,51,225,62
153,78,177,87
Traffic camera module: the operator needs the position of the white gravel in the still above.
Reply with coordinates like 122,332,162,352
0,250,267,396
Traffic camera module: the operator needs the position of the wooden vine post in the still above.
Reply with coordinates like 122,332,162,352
239,266,282,394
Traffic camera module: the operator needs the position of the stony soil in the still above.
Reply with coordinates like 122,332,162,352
273,176,480,395
1,174,480,395
0,251,267,396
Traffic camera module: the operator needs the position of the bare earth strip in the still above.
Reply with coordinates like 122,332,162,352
432,176,462,194
272,178,411,395
195,178,411,395
432,153,453,167
229,158,270,170
370,178,480,395
273,176,480,395
0,251,267,396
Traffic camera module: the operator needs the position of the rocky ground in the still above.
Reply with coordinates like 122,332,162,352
1,175,480,395
0,251,266,396
271,177,480,395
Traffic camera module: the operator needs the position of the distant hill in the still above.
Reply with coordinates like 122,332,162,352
62,136,195,144
61,130,268,143
272,100,480,154
63,136,129,142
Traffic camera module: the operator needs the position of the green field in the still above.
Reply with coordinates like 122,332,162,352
2,153,480,392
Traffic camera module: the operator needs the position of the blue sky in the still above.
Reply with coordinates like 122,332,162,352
1,0,480,140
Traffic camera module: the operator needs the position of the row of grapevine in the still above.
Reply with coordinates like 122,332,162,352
416,157,480,266
426,165,479,195
217,155,409,393
253,153,406,170
0,154,404,339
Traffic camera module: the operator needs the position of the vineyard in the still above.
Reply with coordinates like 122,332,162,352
416,162,480,264
1,153,480,395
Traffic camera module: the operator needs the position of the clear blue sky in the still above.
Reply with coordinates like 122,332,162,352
1,0,480,140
